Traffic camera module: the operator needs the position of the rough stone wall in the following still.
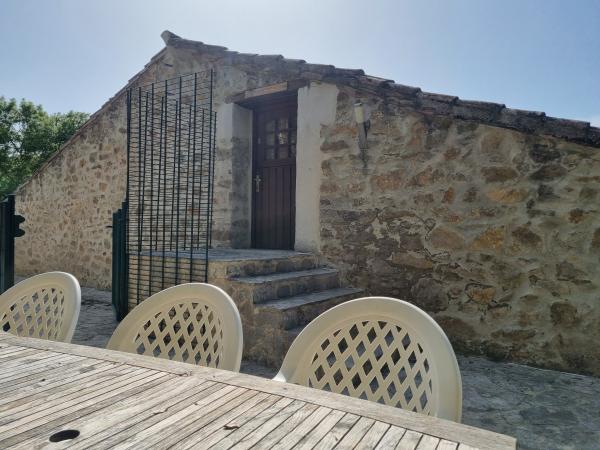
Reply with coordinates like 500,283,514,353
14,95,128,289
319,86,600,375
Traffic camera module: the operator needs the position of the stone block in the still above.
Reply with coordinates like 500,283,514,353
550,302,578,327
471,227,505,251
465,283,496,305
486,188,529,204
481,166,519,183
428,226,465,250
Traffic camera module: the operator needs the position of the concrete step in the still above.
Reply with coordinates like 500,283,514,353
208,249,321,278
281,326,305,354
285,325,304,338
257,287,364,330
232,268,341,304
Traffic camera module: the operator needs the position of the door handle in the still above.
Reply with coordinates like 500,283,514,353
254,174,262,193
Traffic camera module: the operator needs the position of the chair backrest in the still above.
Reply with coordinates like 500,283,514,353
107,283,243,371
274,297,462,422
0,272,81,343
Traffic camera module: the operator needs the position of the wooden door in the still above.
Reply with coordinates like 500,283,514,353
252,98,297,249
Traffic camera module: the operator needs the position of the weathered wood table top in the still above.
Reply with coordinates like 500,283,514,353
0,332,516,449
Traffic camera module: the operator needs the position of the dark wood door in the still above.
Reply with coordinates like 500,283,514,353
252,98,297,249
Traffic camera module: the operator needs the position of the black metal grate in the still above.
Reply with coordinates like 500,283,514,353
126,71,216,306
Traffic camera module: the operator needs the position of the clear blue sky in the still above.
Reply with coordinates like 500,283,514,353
1,0,599,125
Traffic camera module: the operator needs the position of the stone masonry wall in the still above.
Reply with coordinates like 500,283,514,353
319,86,600,375
14,94,128,289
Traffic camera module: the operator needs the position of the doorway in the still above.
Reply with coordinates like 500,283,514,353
251,97,297,249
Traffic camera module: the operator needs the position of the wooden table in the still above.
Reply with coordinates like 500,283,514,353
0,332,516,449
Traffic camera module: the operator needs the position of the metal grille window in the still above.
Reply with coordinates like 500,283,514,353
125,71,216,307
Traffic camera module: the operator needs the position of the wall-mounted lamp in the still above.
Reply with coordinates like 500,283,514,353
354,101,371,167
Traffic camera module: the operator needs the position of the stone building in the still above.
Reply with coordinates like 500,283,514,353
14,31,600,373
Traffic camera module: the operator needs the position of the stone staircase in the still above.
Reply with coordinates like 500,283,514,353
208,250,363,368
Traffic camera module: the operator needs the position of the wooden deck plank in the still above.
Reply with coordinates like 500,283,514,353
374,425,407,449
0,372,171,448
0,356,88,394
397,430,424,450
107,385,245,449
292,408,345,450
6,374,173,450
334,416,376,450
216,399,306,450
12,379,217,450
183,392,288,450
437,439,459,450
176,392,279,449
416,434,441,449
0,346,36,359
317,413,361,450
355,420,391,449
138,390,272,450
0,343,16,353
0,363,138,414
0,351,70,377
207,396,296,450
0,370,169,447
236,400,318,448
0,361,120,412
267,405,335,450
0,364,139,421
0,360,114,401
0,333,517,450
64,382,227,450
0,346,58,364
0,354,83,385
0,355,111,392
0,365,149,429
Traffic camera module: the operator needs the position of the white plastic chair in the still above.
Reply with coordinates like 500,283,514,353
0,272,81,343
107,283,243,371
274,297,462,422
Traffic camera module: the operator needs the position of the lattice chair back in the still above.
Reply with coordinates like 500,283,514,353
0,272,81,343
107,283,243,371
274,297,462,422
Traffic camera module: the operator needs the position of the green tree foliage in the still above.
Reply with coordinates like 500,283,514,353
0,97,89,199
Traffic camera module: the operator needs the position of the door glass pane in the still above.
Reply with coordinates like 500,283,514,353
266,147,275,160
278,131,288,145
278,118,288,130
278,146,288,159
290,144,296,157
291,130,296,144
266,133,275,146
265,120,275,132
